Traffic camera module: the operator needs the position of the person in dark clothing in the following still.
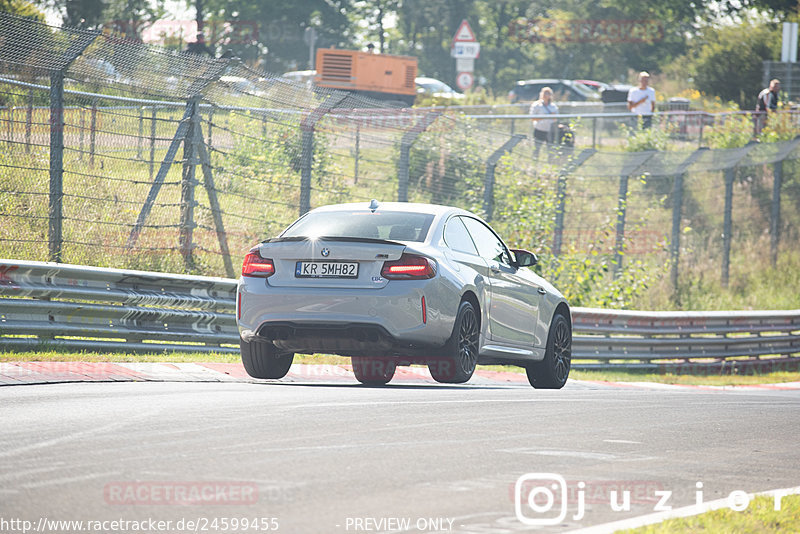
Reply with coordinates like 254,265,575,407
755,79,780,134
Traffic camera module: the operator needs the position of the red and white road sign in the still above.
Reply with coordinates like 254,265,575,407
456,71,474,91
453,20,477,43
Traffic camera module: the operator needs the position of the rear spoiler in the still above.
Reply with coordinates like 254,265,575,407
262,236,406,246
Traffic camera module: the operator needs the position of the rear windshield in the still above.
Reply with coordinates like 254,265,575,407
282,211,435,242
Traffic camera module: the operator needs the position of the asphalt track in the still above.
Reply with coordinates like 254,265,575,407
1,367,800,533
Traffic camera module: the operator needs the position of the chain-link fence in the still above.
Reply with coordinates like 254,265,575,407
2,12,800,303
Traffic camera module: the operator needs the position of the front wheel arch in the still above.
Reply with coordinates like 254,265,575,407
552,301,571,331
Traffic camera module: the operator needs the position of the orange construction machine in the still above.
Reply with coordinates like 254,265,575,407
314,48,418,105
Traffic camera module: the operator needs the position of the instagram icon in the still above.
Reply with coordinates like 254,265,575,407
514,473,568,526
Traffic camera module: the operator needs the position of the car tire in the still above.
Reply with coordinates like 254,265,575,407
428,300,479,384
352,357,396,385
526,313,571,389
240,337,294,379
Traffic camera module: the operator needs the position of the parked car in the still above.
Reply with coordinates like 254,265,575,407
600,84,633,104
573,79,611,94
237,201,572,388
508,78,599,103
81,58,126,84
281,69,316,87
218,75,259,96
415,76,465,100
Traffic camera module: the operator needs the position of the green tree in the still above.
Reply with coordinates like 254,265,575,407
1,0,45,19
102,0,166,39
36,0,105,27
686,22,780,110
201,0,355,71
352,0,400,53
392,0,712,96
393,0,478,82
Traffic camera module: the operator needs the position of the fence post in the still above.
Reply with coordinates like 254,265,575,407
137,106,144,159
48,71,65,262
299,93,347,215
46,31,98,262
193,118,235,278
612,151,656,277
670,172,684,299
206,107,214,148
614,174,630,275
128,104,195,249
770,158,783,268
179,97,200,270
78,107,85,160
669,148,708,300
129,58,233,249
397,112,440,203
721,167,735,288
6,106,12,146
553,149,595,256
698,113,706,148
149,106,157,180
720,141,758,287
25,88,33,153
768,135,800,266
354,123,360,185
483,134,525,221
89,99,97,169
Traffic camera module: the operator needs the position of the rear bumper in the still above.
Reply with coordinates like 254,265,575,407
237,277,459,355
250,321,442,358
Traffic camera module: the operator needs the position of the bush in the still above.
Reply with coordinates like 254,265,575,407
687,22,780,110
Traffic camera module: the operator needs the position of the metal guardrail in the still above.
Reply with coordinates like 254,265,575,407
1,260,799,369
0,260,238,354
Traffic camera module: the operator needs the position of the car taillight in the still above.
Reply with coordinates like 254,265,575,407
381,254,436,279
242,248,275,278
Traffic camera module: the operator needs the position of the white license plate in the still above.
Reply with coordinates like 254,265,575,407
295,261,359,278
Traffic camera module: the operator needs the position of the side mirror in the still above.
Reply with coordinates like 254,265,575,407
511,249,538,268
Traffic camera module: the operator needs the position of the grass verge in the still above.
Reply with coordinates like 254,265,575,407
619,494,800,533
569,369,800,386
2,350,799,385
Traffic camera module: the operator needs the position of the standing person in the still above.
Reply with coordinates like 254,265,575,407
530,87,558,158
755,78,780,134
627,71,656,129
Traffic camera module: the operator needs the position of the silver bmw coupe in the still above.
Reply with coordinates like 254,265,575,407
237,201,572,388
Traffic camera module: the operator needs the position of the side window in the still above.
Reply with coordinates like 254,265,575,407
444,217,478,255
461,217,511,265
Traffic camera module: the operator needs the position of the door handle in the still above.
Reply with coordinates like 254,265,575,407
537,287,546,295
490,263,501,273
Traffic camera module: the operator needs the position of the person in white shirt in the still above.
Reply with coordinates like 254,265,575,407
627,71,656,128
530,87,558,156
